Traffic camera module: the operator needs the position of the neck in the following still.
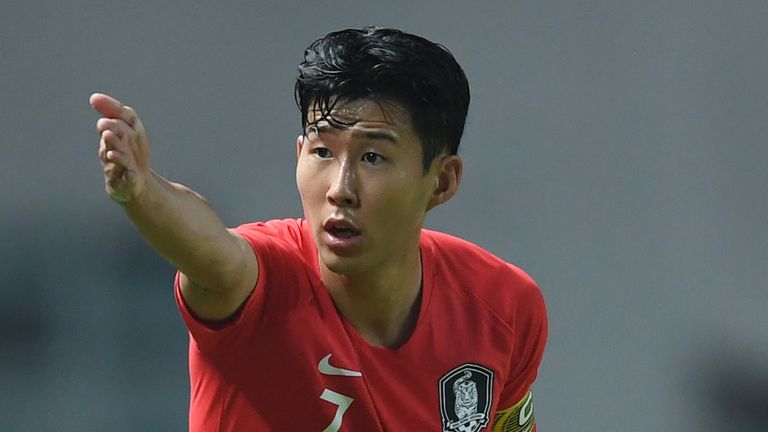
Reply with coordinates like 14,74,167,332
321,244,423,349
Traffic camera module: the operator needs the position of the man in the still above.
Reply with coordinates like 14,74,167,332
91,26,547,432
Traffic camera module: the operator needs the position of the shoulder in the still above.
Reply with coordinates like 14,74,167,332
235,218,307,243
422,229,546,330
233,218,316,270
234,218,312,251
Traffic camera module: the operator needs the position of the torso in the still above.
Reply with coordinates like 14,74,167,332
177,219,541,432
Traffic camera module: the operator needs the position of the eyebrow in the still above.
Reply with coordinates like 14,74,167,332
314,123,400,144
357,130,399,143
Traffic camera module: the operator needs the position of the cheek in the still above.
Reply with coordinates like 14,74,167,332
296,165,325,207
368,177,429,224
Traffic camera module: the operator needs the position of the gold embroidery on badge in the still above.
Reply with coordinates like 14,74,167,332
491,390,534,432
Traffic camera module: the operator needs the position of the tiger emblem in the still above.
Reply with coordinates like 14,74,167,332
453,371,479,420
438,363,494,432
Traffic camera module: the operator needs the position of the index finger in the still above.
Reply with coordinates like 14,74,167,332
89,92,137,125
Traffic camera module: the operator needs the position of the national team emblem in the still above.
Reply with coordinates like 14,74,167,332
438,363,494,432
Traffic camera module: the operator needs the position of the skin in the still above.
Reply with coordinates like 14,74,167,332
91,93,461,348
90,92,258,321
296,99,462,347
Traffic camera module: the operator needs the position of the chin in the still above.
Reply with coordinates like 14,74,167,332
319,249,368,275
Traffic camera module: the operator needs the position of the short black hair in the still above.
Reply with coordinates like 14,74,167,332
295,26,470,172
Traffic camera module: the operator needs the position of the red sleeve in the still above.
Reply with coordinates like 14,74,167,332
489,271,547,432
499,271,548,408
174,218,309,353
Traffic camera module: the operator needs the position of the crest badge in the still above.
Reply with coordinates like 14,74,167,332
438,363,494,432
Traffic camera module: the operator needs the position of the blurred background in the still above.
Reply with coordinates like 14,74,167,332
1,1,766,430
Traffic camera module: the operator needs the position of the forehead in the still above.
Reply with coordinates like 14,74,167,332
308,98,414,132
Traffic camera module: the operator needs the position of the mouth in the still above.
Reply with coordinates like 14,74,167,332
323,218,362,238
322,218,363,252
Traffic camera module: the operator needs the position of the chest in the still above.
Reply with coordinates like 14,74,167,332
207,290,513,431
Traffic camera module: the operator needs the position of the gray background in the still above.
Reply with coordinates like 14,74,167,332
1,1,766,431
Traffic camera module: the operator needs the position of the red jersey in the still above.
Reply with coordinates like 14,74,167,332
175,218,547,431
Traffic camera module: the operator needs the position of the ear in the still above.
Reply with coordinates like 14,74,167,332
296,134,304,159
427,155,463,211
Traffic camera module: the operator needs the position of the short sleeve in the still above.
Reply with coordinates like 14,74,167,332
174,218,310,353
492,275,548,431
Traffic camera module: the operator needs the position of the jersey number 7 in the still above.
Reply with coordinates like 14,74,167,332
320,388,354,432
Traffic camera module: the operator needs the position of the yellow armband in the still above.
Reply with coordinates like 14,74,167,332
491,390,535,432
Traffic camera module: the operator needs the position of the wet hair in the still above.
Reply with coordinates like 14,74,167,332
295,26,470,172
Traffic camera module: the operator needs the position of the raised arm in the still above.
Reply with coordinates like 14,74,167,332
90,92,258,321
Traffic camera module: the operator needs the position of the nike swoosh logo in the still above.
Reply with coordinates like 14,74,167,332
318,353,362,377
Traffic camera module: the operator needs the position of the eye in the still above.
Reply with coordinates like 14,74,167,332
362,152,384,165
312,147,332,159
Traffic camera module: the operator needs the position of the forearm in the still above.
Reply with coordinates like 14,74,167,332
90,92,257,319
121,170,244,291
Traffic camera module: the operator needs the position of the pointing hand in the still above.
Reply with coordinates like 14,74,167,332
90,93,151,203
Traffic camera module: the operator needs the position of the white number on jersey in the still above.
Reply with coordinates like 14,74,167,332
320,388,354,432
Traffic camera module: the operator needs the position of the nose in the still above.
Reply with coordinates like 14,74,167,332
327,159,359,208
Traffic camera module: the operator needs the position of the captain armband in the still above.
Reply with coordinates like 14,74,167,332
491,390,535,432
